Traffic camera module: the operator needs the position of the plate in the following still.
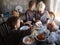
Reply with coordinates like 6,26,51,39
23,36,35,44
20,26,30,30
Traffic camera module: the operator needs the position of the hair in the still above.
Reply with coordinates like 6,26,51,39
12,10,17,14
37,1,45,10
6,16,20,29
47,23,55,32
11,10,19,17
29,0,35,8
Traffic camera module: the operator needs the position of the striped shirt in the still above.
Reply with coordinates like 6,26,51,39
0,22,11,45
0,22,11,36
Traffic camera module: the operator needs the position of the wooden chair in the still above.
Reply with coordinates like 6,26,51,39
49,11,55,20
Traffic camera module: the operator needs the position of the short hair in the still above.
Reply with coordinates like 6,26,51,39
7,16,20,28
29,0,35,8
47,23,55,32
37,1,45,10
11,10,17,14
11,10,19,17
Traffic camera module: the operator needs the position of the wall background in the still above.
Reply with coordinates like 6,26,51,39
0,0,50,13
0,0,30,13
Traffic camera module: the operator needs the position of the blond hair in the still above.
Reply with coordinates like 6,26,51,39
12,10,20,17
37,1,45,10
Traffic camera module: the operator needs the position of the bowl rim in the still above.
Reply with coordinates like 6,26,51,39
23,35,35,44
35,34,47,41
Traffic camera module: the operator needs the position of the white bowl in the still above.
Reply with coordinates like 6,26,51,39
23,36,35,44
20,26,30,30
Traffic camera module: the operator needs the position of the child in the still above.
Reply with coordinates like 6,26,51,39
25,0,36,24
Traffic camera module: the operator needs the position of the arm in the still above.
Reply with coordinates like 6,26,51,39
41,11,52,24
18,29,31,38
46,11,52,20
25,11,30,21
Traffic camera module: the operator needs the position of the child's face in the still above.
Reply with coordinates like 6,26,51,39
15,19,20,29
38,7,45,12
31,3,36,10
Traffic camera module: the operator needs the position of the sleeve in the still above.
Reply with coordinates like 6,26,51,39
18,29,31,37
46,11,53,22
25,11,30,21
41,11,53,24
34,12,39,20
46,11,51,20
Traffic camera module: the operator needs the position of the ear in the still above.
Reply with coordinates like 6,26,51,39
14,25,17,30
